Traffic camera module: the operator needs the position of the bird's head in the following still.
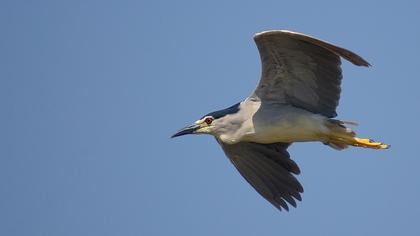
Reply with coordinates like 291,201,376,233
171,103,241,138
171,116,216,138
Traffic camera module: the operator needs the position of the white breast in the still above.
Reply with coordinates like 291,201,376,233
239,105,329,144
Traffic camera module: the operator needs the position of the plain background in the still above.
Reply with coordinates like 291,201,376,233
2,0,420,235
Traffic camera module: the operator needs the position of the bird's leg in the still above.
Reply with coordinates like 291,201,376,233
325,119,389,150
351,137,389,149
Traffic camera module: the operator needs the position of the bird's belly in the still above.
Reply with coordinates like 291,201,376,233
241,114,327,144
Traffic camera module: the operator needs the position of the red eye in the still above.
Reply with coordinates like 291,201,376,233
204,117,213,125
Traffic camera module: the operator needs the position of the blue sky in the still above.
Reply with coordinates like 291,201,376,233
1,0,420,235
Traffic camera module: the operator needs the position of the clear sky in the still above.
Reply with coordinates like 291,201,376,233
1,0,420,235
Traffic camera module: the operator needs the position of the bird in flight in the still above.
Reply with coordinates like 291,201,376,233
172,30,388,211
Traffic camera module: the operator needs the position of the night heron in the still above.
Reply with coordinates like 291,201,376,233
172,30,388,211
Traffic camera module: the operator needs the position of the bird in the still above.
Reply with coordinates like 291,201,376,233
171,30,389,211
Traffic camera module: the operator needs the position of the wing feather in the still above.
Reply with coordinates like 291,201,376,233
252,30,370,118
218,141,303,211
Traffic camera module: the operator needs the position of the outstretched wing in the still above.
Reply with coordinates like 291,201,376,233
218,141,303,211
252,30,370,118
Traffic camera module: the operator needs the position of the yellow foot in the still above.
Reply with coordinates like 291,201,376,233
353,137,389,149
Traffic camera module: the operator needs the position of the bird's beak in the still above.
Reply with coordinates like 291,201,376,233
171,123,200,138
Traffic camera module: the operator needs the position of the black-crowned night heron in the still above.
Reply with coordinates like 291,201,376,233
172,30,388,211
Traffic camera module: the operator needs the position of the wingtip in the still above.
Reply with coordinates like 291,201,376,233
357,59,372,67
254,29,372,67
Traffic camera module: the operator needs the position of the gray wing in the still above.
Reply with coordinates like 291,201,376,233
252,30,370,118
218,141,303,211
